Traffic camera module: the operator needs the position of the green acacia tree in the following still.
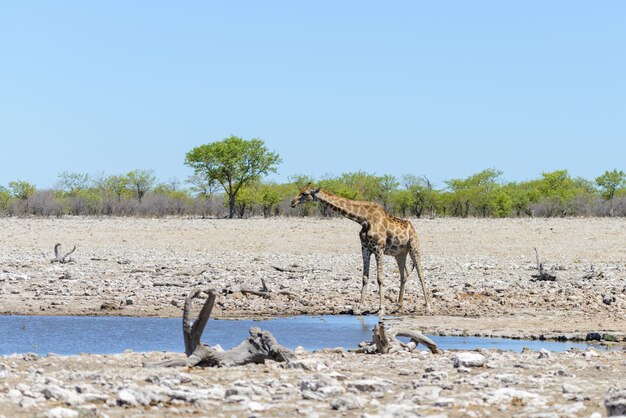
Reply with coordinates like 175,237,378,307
185,136,281,218
56,171,91,195
595,169,626,200
9,180,36,200
127,169,156,203
0,186,11,213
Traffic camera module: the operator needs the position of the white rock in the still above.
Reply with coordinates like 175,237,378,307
605,387,626,416
0,364,9,379
20,397,39,408
246,401,267,412
562,383,582,394
454,352,486,368
558,401,586,415
8,388,22,403
484,388,541,405
412,386,442,403
331,395,366,411
41,384,82,406
584,349,600,358
44,407,79,418
175,373,193,383
346,378,393,393
117,388,138,406
538,348,551,358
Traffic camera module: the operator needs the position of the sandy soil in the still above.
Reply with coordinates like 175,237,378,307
1,217,625,417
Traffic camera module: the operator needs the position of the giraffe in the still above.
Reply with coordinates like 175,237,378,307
291,184,431,317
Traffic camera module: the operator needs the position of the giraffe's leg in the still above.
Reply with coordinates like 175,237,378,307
395,252,409,310
409,242,431,312
374,248,385,318
357,246,371,315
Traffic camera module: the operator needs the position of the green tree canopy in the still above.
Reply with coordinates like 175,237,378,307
8,180,36,200
595,169,626,200
56,171,91,195
184,136,281,218
445,169,502,217
126,169,156,202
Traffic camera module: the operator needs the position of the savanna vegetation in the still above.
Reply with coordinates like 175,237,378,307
1,137,624,218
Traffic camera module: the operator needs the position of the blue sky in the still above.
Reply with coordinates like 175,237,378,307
1,1,624,189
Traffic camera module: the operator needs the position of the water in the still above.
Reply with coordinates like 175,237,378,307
0,315,611,356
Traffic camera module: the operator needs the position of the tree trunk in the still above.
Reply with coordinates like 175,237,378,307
228,193,236,218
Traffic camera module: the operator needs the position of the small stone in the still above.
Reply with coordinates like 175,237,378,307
346,378,393,393
331,395,365,411
485,388,541,405
433,397,455,407
454,352,486,368
23,353,39,361
8,388,22,402
0,364,9,379
584,349,600,358
562,383,582,394
117,388,138,406
538,348,551,359
126,298,134,305
288,359,327,371
176,373,192,383
603,294,616,305
412,386,442,403
20,397,39,408
605,387,626,416
44,407,79,418
558,402,586,415
246,401,267,412
100,301,121,310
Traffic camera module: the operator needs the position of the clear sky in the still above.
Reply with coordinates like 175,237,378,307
1,1,624,190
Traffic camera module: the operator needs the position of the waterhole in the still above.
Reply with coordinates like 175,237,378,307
0,315,610,356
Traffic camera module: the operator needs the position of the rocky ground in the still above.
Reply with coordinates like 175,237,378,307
0,346,624,417
0,216,625,416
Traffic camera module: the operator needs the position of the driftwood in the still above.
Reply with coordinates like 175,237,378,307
148,289,293,368
222,279,297,300
352,322,439,354
51,243,76,264
271,265,332,274
531,248,557,281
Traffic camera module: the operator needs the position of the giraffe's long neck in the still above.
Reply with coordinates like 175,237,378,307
314,190,370,225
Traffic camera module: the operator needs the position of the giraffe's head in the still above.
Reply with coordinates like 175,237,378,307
290,183,320,208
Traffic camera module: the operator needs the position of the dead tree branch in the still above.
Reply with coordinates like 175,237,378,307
271,265,331,273
147,289,293,368
531,248,557,281
222,279,297,300
352,322,438,355
51,243,76,264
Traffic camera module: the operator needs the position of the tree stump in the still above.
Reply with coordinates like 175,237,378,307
148,289,293,368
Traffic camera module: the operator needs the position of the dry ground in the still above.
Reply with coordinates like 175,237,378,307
0,217,625,417
0,217,624,339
